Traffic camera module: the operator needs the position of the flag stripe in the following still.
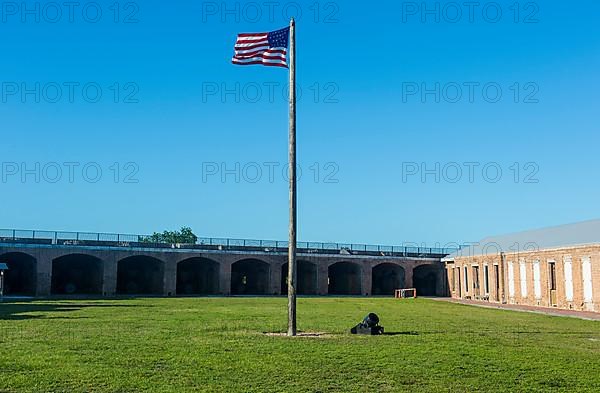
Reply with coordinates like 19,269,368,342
235,41,269,49
237,33,267,38
235,48,286,58
231,60,288,68
233,55,287,63
236,48,286,55
236,37,269,44
235,45,271,54
234,53,287,62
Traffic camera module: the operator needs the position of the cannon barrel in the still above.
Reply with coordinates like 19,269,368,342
350,312,384,335
362,313,379,328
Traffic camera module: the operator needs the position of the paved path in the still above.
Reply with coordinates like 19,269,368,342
433,298,600,321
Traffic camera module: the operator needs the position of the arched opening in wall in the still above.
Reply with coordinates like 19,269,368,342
328,262,361,295
176,258,220,295
414,264,441,296
372,263,405,295
231,259,270,295
0,252,37,295
51,254,103,295
281,261,318,295
117,256,165,295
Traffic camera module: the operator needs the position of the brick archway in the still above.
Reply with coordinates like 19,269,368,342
52,254,103,295
414,264,442,296
176,257,220,295
0,252,37,295
117,256,165,295
231,259,270,295
281,260,318,295
328,262,362,295
372,263,405,295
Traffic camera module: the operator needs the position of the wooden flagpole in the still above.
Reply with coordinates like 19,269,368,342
287,17,297,337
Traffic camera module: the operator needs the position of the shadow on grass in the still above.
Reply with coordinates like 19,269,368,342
383,331,420,336
0,300,142,321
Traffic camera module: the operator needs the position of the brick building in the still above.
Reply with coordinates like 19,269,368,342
443,220,600,312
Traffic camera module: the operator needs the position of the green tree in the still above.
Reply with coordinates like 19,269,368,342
140,227,198,244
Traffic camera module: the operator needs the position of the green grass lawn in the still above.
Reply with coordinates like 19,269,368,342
1,297,599,392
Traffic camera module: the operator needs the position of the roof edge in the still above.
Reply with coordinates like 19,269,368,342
443,242,600,262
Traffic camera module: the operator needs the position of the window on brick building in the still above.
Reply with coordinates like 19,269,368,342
483,265,490,295
582,256,593,308
464,266,469,292
563,256,574,302
519,260,528,298
508,262,515,298
451,267,456,291
533,260,541,300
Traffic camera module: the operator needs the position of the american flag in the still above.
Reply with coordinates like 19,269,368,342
232,27,290,68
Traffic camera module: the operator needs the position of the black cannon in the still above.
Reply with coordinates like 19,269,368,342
350,313,384,335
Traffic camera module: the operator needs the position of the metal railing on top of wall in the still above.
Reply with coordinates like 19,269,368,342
0,229,459,257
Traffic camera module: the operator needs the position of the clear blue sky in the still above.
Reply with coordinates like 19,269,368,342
1,0,599,246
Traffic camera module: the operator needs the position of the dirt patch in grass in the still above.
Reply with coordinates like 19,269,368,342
264,331,334,338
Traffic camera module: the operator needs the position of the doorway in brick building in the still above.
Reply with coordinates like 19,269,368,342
451,267,456,294
464,266,469,297
472,266,480,298
494,264,500,302
457,268,461,298
548,261,557,306
483,265,490,298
